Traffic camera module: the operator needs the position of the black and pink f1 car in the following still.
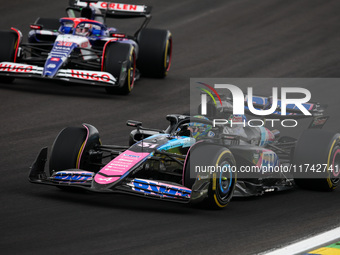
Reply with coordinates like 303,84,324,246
29,101,340,209
0,0,172,94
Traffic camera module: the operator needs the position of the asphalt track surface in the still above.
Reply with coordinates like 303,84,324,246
1,1,340,254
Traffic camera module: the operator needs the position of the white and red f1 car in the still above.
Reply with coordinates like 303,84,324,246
0,0,172,94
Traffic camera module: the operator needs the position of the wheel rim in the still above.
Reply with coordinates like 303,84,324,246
331,147,340,185
218,161,233,199
213,152,235,208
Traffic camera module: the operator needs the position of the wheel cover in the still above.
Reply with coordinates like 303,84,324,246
218,162,233,198
213,151,236,208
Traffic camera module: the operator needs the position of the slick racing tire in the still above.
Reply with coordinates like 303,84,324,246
184,143,237,209
0,31,19,83
103,42,136,95
137,28,172,78
49,125,101,176
293,129,340,191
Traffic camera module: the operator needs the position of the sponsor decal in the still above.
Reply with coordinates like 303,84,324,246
47,64,56,69
53,171,93,182
119,158,134,162
97,177,114,182
80,41,89,48
104,3,139,11
53,35,90,50
94,150,150,185
123,154,141,158
108,163,129,168
260,151,278,168
71,70,109,82
207,131,215,137
0,62,115,84
0,63,33,73
75,1,145,12
130,179,191,198
53,46,71,51
158,137,194,150
136,142,158,149
56,41,73,47
58,69,116,84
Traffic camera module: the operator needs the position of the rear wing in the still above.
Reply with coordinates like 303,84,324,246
68,0,152,18
67,0,152,35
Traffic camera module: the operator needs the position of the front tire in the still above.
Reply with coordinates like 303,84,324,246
293,129,340,191
103,43,136,95
49,126,88,176
0,31,19,83
184,143,237,209
49,125,101,175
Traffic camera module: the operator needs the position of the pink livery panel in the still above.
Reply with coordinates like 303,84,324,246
94,150,150,185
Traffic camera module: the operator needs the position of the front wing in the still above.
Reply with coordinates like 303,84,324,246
29,147,193,204
0,62,120,87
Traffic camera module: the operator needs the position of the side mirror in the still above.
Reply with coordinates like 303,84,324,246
126,120,142,128
66,8,77,18
110,32,127,38
30,24,43,30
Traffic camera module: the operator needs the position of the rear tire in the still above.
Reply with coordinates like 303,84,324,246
137,28,172,78
0,31,19,83
103,43,136,95
184,143,236,209
293,129,340,191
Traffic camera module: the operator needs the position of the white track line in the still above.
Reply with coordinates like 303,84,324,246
260,226,340,255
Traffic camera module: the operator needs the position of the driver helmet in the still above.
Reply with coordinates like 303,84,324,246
76,23,92,36
224,114,248,138
59,21,73,34
187,115,212,140
227,114,247,126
